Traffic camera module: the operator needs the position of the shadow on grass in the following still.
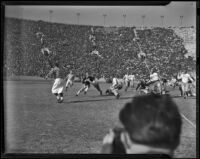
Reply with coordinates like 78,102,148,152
171,95,196,99
63,94,196,104
65,96,134,103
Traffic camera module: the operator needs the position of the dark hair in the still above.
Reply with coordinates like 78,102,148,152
119,94,182,150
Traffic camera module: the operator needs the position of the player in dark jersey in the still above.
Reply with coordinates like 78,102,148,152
160,77,169,94
136,79,148,95
76,72,102,96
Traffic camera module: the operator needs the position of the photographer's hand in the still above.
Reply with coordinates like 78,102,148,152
103,129,115,145
101,129,115,154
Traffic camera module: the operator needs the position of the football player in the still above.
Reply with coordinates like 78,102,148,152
136,78,148,95
129,74,135,88
46,62,65,103
65,70,75,91
76,72,102,96
146,68,162,94
123,73,130,92
177,70,194,99
106,74,122,99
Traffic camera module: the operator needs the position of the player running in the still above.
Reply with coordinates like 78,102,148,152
76,72,102,96
65,70,75,91
123,73,130,92
177,70,194,99
129,74,135,88
45,62,65,103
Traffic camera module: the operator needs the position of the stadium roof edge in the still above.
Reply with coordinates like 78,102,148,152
5,17,196,29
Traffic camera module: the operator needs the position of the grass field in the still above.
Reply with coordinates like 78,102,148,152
4,79,196,157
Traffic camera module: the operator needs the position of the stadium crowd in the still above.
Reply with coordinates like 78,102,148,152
174,27,196,43
4,17,196,80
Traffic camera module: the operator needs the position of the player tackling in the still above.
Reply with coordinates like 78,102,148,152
76,72,102,96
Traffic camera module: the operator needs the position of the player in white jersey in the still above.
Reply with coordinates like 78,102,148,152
123,73,130,92
146,68,162,94
65,70,75,91
187,74,196,97
128,74,135,88
149,72,159,82
45,62,65,103
106,74,122,99
177,70,194,99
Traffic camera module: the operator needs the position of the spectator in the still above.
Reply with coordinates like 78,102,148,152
4,17,196,80
101,94,182,157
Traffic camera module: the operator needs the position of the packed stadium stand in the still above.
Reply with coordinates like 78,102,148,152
173,27,196,58
4,17,196,79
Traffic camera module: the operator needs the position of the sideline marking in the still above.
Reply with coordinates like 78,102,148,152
181,113,196,129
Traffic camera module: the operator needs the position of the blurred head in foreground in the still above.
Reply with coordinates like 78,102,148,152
120,94,182,155
102,94,182,157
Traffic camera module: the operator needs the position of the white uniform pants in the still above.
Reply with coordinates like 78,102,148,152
66,79,73,88
52,78,64,94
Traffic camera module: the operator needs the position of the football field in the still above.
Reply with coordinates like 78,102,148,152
4,80,196,157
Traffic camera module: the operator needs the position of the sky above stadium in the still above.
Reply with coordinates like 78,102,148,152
5,2,196,27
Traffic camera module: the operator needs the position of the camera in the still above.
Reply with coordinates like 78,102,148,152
112,127,126,154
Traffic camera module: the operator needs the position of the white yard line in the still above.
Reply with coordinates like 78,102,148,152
181,113,196,129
